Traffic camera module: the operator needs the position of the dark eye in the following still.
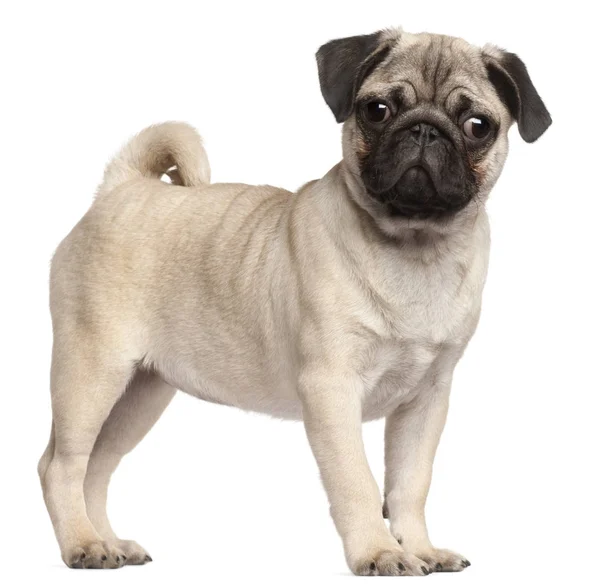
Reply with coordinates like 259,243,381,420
364,101,391,123
462,116,492,141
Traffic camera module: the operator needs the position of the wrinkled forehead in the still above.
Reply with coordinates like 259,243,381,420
359,32,497,110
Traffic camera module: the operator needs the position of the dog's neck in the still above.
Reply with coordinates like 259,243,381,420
313,161,488,266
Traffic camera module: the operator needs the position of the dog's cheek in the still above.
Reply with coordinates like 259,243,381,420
470,139,509,197
355,132,372,168
469,156,488,190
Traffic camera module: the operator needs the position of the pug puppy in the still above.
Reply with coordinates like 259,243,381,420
38,28,551,575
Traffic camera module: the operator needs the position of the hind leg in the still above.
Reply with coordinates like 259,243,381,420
40,331,137,569
84,369,176,565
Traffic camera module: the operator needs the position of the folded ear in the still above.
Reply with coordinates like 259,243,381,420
485,49,552,143
316,32,390,123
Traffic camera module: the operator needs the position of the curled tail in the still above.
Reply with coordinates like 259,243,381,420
98,122,210,196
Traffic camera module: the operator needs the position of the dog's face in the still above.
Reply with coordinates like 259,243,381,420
317,29,551,236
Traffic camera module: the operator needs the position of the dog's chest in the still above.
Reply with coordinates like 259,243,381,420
358,256,485,418
360,338,449,419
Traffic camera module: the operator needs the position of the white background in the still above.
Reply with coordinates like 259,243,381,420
1,1,598,586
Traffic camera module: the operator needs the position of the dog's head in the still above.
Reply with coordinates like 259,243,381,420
317,29,551,236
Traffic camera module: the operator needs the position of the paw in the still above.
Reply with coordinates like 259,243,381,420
63,540,126,569
417,548,471,573
113,539,153,565
353,548,431,576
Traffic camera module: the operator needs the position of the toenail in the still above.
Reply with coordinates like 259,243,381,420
421,566,430,575
80,553,86,559
462,559,471,567
398,562,405,571
101,555,107,561
145,555,153,562
436,563,442,571
122,555,127,560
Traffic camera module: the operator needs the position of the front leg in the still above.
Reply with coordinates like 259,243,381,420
299,370,430,576
384,373,471,573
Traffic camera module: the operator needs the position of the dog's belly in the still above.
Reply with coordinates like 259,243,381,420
148,336,441,422
148,344,305,420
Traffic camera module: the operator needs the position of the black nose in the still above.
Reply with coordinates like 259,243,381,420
409,123,441,147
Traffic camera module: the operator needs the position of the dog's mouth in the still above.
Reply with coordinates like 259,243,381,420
366,165,471,220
